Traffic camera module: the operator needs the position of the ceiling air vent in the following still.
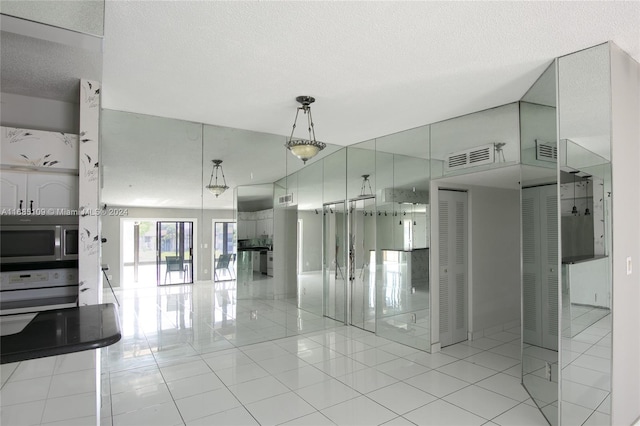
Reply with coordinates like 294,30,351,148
445,143,495,173
536,139,557,162
278,194,293,205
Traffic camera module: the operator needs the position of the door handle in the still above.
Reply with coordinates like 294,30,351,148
19,200,23,209
30,200,33,213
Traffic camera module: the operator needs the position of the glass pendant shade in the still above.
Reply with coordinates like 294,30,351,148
286,139,323,164
285,96,326,164
206,159,229,198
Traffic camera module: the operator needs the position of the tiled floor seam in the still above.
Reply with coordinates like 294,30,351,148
39,368,56,425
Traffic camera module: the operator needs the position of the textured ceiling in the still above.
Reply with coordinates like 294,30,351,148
101,1,640,146
1,2,638,211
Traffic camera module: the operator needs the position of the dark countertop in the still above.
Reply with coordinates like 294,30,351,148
1,303,121,364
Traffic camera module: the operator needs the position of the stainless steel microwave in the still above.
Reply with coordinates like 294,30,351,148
0,216,79,265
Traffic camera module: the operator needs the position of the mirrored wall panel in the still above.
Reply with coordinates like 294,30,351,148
519,60,560,426
101,107,350,349
374,126,431,350
347,141,377,332
322,149,347,323
101,110,204,289
558,43,612,426
295,160,324,317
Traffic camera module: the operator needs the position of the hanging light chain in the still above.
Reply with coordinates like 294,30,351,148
306,104,317,143
289,107,301,142
217,162,227,187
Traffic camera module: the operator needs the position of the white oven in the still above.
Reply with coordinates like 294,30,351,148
0,216,79,315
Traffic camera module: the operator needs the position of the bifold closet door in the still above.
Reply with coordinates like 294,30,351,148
522,187,543,346
539,185,559,351
438,190,468,347
521,185,558,351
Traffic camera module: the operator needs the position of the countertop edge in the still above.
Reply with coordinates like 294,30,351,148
0,303,122,365
0,332,121,364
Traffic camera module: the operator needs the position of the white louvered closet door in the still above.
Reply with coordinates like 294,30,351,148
540,185,559,351
521,185,559,351
522,187,543,347
439,190,468,347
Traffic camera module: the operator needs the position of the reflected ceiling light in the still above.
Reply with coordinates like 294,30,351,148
285,96,326,164
360,174,373,197
206,160,229,197
583,175,592,216
570,171,579,216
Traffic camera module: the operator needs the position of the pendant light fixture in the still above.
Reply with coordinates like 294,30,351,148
570,171,579,216
583,175,592,215
206,159,229,197
285,96,326,164
360,174,373,197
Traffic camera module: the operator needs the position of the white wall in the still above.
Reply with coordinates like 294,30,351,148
0,92,79,133
101,206,233,286
610,44,640,426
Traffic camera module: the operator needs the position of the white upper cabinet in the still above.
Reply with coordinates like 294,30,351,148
1,126,80,214
1,127,79,171
27,172,79,212
1,171,27,211
237,219,256,239
1,170,78,213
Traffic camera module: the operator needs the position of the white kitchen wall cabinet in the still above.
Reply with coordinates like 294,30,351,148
1,126,79,170
256,218,273,237
237,219,256,239
1,170,78,213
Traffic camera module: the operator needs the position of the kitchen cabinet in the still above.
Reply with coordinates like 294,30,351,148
237,219,256,239
1,127,79,170
256,218,273,237
1,170,78,213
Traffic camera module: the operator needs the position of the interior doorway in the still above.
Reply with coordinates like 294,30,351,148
156,221,194,286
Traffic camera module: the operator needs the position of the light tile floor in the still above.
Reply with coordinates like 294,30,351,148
2,282,553,426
